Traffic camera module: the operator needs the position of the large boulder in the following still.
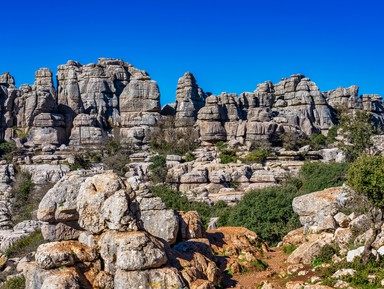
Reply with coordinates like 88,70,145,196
98,231,168,274
77,173,137,234
35,241,97,270
292,186,344,227
113,267,185,289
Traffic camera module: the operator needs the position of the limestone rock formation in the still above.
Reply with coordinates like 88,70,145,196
175,72,206,128
1,60,384,149
25,172,232,288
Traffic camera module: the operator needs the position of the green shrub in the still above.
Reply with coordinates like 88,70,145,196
242,148,269,164
12,175,52,224
317,257,384,288
220,150,237,164
12,172,34,204
215,141,228,151
281,131,308,151
347,155,384,208
184,152,195,162
0,275,25,289
219,185,301,245
151,185,231,227
327,125,338,144
5,230,45,258
311,244,338,266
150,117,199,155
149,155,168,184
338,110,375,161
251,259,268,271
310,133,327,150
281,244,297,255
0,141,19,162
228,180,240,189
102,150,130,175
70,154,91,171
299,161,349,194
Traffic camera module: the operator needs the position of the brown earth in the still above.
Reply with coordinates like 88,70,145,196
224,247,317,288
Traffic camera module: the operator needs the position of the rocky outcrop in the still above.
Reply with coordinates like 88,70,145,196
175,72,206,128
1,61,384,149
26,172,243,288
197,95,226,142
0,58,162,149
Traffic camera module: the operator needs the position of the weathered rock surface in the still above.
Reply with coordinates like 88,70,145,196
24,172,224,289
77,173,137,234
99,231,167,273
175,72,206,128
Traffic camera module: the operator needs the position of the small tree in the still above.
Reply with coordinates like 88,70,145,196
347,155,384,263
348,155,384,209
338,110,375,161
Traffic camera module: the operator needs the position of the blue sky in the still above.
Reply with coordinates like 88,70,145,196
1,0,383,105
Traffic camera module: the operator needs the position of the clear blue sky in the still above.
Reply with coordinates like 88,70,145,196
1,0,383,105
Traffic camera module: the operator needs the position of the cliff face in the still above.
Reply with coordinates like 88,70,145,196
0,58,382,148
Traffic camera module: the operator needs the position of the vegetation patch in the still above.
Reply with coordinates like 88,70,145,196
150,116,198,156
281,244,297,255
347,155,384,208
5,230,45,258
0,275,25,289
242,148,269,164
151,185,230,227
219,185,301,246
298,161,349,194
149,155,168,184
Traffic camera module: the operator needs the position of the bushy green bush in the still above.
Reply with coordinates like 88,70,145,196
69,154,91,171
0,141,19,162
149,155,168,184
151,185,230,227
242,148,269,164
309,133,327,150
281,244,297,255
0,275,25,289
327,125,338,144
338,110,375,161
101,140,131,175
318,257,384,288
215,141,227,151
311,244,338,266
184,152,195,162
299,161,349,194
219,185,301,245
12,173,52,224
347,155,384,208
220,150,237,164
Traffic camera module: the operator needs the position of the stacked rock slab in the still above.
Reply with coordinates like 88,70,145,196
175,72,206,128
2,61,384,148
57,58,161,147
118,68,161,145
195,74,338,145
29,172,224,288
0,73,18,140
197,95,227,142
0,58,162,149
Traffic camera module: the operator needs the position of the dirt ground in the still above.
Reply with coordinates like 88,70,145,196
224,247,316,288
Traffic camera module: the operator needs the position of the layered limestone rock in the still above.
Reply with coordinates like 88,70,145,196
26,172,228,289
0,58,162,149
58,58,161,147
175,72,206,128
1,61,384,149
197,95,226,142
